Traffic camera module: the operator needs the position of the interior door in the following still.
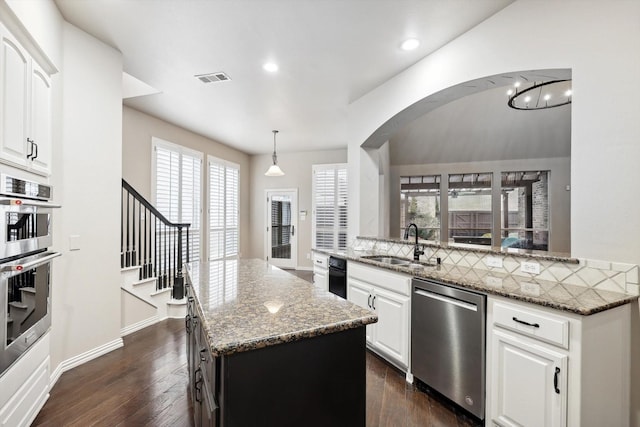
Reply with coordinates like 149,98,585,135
266,189,298,269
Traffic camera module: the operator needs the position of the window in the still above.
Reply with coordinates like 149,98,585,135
209,156,239,260
400,175,440,240
448,173,493,246
501,171,549,250
313,164,348,251
152,138,201,262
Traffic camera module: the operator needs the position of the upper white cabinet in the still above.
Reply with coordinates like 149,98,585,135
347,262,411,369
0,23,52,175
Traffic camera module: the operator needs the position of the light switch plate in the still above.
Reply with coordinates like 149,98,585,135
69,235,81,251
521,261,540,275
486,256,503,268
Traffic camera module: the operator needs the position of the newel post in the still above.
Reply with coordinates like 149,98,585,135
173,225,185,300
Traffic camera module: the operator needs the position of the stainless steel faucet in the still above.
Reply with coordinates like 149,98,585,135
404,223,424,261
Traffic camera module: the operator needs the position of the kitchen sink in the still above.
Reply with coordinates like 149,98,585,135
361,255,435,269
362,255,412,266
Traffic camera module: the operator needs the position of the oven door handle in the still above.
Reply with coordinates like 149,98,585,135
1,252,62,273
0,197,61,208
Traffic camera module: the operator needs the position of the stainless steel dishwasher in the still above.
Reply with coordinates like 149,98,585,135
411,277,486,420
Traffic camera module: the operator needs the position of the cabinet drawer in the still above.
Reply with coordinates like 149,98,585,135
493,301,570,349
348,262,411,296
313,252,328,269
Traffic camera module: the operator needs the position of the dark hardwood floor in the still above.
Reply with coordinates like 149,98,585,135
33,270,481,427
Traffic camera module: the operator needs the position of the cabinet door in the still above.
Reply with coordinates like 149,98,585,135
313,267,328,291
371,286,410,368
29,63,52,175
491,329,567,427
0,27,29,167
347,279,373,344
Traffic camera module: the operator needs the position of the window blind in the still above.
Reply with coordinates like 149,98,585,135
152,138,201,262
209,156,239,260
312,164,348,250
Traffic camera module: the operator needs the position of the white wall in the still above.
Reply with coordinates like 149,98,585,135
50,22,124,370
249,149,347,269
348,0,640,265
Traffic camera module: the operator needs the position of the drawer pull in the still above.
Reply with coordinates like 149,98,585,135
554,367,561,394
512,316,540,328
367,294,372,308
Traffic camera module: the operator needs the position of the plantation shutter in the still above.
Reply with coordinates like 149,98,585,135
152,138,201,262
209,156,239,260
312,164,348,250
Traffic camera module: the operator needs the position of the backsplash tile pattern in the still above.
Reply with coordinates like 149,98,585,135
353,237,639,296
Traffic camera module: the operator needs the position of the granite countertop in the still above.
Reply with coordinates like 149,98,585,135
185,258,377,357
315,248,638,316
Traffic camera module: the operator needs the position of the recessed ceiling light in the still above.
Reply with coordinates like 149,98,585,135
263,62,279,72
400,38,420,51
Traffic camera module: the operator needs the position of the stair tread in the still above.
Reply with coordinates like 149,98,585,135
9,301,28,309
150,288,172,297
20,287,36,294
132,277,157,286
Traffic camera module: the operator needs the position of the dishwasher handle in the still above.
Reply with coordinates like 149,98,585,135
414,288,478,312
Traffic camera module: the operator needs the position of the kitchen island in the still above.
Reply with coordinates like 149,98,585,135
184,258,377,427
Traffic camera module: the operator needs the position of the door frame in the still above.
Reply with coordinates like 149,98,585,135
265,188,298,269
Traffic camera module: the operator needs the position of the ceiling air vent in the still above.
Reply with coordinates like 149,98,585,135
195,72,231,83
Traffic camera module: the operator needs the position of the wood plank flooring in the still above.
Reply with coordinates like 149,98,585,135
33,270,482,427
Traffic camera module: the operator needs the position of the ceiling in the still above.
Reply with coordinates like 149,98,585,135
389,72,572,165
54,0,514,155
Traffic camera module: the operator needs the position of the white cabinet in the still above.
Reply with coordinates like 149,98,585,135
347,262,410,369
491,328,567,427
0,23,52,175
312,252,328,291
486,296,631,427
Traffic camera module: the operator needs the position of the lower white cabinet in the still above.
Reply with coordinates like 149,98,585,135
347,262,410,369
491,328,567,427
486,296,631,427
312,252,328,291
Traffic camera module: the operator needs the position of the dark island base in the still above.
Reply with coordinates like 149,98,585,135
220,327,366,427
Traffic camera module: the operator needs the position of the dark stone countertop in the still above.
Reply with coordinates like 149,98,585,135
185,258,377,356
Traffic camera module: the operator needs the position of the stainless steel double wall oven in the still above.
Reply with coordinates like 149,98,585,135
0,174,60,376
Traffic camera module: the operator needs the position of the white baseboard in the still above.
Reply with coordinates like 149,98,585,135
120,315,160,337
49,337,124,388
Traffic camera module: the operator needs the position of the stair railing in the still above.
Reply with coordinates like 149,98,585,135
121,179,190,299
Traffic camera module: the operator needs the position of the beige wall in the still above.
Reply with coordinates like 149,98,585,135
249,149,347,269
122,106,251,260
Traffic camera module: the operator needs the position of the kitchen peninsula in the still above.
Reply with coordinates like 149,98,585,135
184,258,377,427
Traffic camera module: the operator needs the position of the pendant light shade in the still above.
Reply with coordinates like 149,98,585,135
265,130,284,176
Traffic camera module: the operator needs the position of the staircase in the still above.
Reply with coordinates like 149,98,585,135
120,179,191,335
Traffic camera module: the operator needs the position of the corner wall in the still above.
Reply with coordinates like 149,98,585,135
52,22,123,370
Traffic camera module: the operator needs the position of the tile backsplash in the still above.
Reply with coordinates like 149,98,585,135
353,237,639,296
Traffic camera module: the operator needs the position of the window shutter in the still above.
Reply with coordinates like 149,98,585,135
209,157,239,260
312,164,348,251
153,138,202,262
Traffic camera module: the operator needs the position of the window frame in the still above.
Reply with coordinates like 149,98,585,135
312,163,348,251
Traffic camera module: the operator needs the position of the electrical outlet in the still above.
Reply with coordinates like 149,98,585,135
521,282,541,296
486,256,503,268
520,261,540,275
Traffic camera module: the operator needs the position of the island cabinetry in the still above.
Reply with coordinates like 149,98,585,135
486,296,631,427
312,252,328,291
0,22,52,175
186,284,218,427
347,262,410,369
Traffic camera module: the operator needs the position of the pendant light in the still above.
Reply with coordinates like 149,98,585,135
265,130,285,176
